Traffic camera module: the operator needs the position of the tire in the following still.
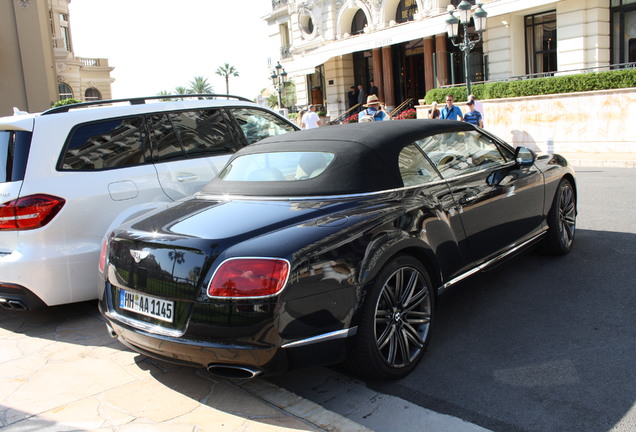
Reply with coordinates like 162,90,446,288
347,255,434,379
543,179,576,255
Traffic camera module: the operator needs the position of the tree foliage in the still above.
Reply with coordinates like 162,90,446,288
424,68,636,104
188,76,213,95
52,98,82,107
267,81,297,109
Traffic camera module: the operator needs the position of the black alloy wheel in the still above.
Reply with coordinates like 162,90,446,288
544,179,576,255
347,255,434,379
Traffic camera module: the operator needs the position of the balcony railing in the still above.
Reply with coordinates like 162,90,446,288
77,57,106,67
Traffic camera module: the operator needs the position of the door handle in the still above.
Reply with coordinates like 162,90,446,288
459,194,478,205
176,174,198,182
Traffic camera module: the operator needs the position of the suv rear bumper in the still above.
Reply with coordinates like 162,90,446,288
0,245,99,307
0,283,47,311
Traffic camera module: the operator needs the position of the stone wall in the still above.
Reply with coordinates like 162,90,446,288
417,87,636,154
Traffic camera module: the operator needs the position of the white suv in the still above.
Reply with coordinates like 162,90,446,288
0,95,298,309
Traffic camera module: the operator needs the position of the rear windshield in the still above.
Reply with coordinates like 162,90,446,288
219,152,335,182
0,130,32,183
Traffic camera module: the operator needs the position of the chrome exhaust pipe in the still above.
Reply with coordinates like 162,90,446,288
105,323,118,338
0,299,28,311
207,364,262,380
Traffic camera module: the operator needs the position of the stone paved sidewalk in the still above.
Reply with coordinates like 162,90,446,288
0,301,371,432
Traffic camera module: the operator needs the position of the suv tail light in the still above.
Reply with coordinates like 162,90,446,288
208,258,290,299
0,194,66,231
98,237,109,274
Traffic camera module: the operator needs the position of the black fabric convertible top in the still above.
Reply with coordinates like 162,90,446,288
201,120,476,197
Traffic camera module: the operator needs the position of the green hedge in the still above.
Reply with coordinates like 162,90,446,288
423,68,636,104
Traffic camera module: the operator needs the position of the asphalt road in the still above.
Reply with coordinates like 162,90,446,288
268,167,636,432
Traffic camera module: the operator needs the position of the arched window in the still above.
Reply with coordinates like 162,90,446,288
58,83,73,101
351,9,367,35
85,87,102,101
396,0,418,24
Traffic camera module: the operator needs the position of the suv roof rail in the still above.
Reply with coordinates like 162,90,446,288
42,94,253,115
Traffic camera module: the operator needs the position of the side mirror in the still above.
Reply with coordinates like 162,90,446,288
515,147,536,167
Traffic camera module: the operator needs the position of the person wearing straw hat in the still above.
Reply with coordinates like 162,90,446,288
358,95,390,122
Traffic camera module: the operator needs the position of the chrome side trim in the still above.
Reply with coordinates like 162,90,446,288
439,230,547,293
195,180,450,202
105,310,185,338
281,327,358,349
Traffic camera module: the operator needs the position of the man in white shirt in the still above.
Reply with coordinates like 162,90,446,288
301,105,321,129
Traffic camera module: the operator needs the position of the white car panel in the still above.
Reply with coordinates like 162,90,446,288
0,96,298,309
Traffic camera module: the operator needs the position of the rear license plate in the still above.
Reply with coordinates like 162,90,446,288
119,289,174,323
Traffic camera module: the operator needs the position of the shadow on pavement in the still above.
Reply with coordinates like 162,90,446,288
365,229,636,432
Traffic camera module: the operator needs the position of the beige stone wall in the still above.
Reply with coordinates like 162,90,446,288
0,0,113,116
416,88,636,153
0,0,58,115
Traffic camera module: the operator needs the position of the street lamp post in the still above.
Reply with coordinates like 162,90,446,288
445,1,487,96
270,62,288,109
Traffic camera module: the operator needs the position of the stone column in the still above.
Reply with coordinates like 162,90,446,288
424,37,435,93
435,33,449,87
372,48,384,101
382,45,395,109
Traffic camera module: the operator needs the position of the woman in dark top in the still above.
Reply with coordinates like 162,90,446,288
428,101,440,119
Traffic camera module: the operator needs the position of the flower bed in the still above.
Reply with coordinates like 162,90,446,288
393,108,416,120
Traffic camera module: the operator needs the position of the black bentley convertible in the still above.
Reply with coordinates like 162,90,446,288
98,120,576,380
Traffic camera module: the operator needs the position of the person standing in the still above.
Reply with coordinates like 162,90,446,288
347,86,358,110
369,80,379,97
428,101,440,119
357,84,366,112
301,105,321,129
358,95,390,121
468,94,485,124
463,100,484,128
440,95,463,121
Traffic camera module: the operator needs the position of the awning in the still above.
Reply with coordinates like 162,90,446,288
282,12,449,75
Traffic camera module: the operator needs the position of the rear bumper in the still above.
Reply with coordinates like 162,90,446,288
100,299,353,376
0,246,99,307
0,283,47,310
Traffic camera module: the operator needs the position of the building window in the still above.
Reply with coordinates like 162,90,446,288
59,13,71,52
58,83,73,101
299,12,316,39
611,0,636,65
525,11,557,75
396,0,418,24
351,9,367,35
85,88,101,101
280,22,291,59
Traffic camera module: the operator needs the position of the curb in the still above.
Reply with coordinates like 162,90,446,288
239,379,373,432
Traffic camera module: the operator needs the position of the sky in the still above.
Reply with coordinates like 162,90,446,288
69,0,276,100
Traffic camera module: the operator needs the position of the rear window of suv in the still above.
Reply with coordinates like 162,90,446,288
61,117,148,171
59,108,248,171
0,130,32,182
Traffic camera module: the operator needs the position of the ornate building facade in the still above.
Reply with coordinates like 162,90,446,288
265,0,630,119
0,0,113,115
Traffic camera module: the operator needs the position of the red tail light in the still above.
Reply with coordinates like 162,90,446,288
98,237,109,274
0,194,65,231
208,258,290,298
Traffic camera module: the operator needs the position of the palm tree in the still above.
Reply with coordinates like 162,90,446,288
174,86,190,100
156,90,171,101
215,63,239,96
188,76,213,95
